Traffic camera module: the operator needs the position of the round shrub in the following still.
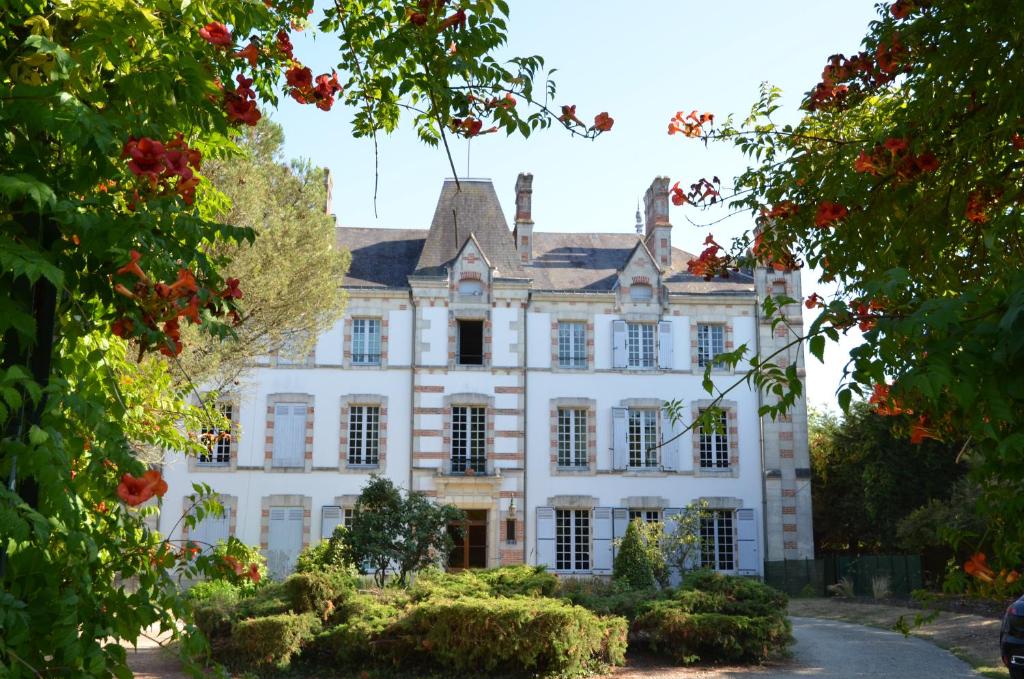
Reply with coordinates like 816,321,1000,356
285,570,358,619
225,612,321,670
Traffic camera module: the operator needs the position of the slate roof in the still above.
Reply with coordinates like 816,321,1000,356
334,179,754,295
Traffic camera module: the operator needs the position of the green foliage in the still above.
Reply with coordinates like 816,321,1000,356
632,571,791,664
559,577,666,622
224,612,321,670
211,538,268,592
613,519,659,590
343,476,464,586
382,596,627,676
294,528,352,574
187,579,241,604
410,565,558,600
660,501,712,577
284,570,357,619
304,592,404,666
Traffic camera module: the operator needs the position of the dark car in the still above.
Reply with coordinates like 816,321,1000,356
1003,595,1024,679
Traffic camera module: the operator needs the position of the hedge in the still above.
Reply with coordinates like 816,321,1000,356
559,578,666,621
304,592,403,665
284,570,357,619
410,565,558,601
631,605,792,664
379,596,627,676
225,612,321,670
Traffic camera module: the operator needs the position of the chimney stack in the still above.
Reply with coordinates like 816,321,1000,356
513,172,534,263
643,176,673,268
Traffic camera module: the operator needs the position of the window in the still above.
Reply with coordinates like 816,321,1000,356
700,510,735,571
351,318,382,365
506,518,517,544
198,403,232,466
697,323,725,368
556,509,590,572
457,319,484,365
458,279,484,296
343,508,354,529
347,405,380,466
451,406,486,473
628,509,661,523
627,409,659,468
558,321,587,369
272,403,307,468
626,322,656,368
630,284,653,301
557,408,588,468
698,409,730,469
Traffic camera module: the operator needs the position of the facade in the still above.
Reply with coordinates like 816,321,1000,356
160,174,813,579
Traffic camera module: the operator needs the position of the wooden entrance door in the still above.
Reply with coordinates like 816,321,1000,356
448,509,487,569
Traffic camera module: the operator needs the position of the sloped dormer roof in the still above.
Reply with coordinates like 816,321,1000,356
413,179,524,278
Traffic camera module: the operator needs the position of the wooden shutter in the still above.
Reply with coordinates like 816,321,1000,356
592,507,613,575
611,508,629,561
736,508,760,575
612,320,627,368
660,407,680,471
321,505,342,540
268,507,304,579
192,507,230,554
612,407,628,470
658,320,673,369
536,507,556,569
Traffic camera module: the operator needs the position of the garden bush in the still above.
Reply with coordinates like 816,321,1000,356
187,579,241,603
294,529,351,574
612,519,660,590
632,605,792,664
224,612,321,670
677,570,789,617
379,595,627,676
559,577,666,621
284,570,357,619
410,565,558,600
304,591,404,665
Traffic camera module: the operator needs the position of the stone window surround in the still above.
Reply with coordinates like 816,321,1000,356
339,394,388,472
188,396,240,473
181,494,238,542
621,495,670,510
549,397,597,475
550,316,595,372
546,494,599,510
264,393,315,473
618,312,668,372
448,308,492,370
691,399,740,478
691,318,735,374
259,494,312,551
442,392,496,473
343,315,390,369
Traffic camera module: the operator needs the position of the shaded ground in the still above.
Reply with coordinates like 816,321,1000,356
124,626,189,679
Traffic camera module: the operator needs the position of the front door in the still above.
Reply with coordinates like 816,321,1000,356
448,509,487,569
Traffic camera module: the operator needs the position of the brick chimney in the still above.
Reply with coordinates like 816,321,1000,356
643,176,672,268
512,172,534,263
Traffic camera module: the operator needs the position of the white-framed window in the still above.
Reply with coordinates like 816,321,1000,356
558,321,587,369
698,409,729,469
451,406,486,473
700,510,735,571
351,318,382,365
697,323,725,368
272,403,307,468
628,509,661,523
626,322,656,369
627,408,659,468
198,403,232,466
556,509,590,572
557,408,588,468
347,405,380,466
630,283,653,301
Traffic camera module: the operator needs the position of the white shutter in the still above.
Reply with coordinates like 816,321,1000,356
321,505,342,540
736,508,760,575
536,507,556,569
268,507,304,579
612,320,627,368
612,407,628,470
192,507,230,554
592,507,613,575
273,404,307,467
612,508,629,561
272,405,289,465
662,507,684,586
660,408,679,471
290,405,307,465
658,320,673,369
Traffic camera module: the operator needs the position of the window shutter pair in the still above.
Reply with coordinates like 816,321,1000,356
612,407,681,471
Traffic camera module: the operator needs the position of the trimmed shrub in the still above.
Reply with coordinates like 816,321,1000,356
304,592,404,665
612,519,658,590
234,582,292,620
380,596,627,675
559,577,668,622
632,604,792,664
284,570,357,619
294,530,351,574
677,570,788,617
410,565,558,601
187,579,240,603
225,612,321,670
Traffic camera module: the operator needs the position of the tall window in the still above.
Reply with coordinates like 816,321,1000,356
451,406,486,473
628,509,661,523
697,323,725,368
627,409,659,468
558,322,587,369
343,508,354,529
272,403,307,468
347,405,380,466
351,318,382,365
457,320,484,365
557,408,588,468
698,409,730,469
198,403,232,466
700,510,735,571
556,509,590,572
626,322,656,368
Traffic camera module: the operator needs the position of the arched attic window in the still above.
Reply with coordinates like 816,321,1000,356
630,283,654,301
458,279,485,297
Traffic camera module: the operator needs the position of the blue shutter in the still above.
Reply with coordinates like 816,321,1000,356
536,507,556,569
658,320,673,369
660,407,679,471
612,320,627,368
612,508,629,561
592,507,613,575
736,508,760,575
321,505,342,540
612,407,628,470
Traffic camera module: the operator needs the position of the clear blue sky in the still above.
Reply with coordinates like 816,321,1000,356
270,0,879,410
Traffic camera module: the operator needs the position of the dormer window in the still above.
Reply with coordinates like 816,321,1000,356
630,283,653,301
458,279,484,297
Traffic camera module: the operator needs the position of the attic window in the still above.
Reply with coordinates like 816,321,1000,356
457,320,484,365
458,279,484,296
630,284,654,301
